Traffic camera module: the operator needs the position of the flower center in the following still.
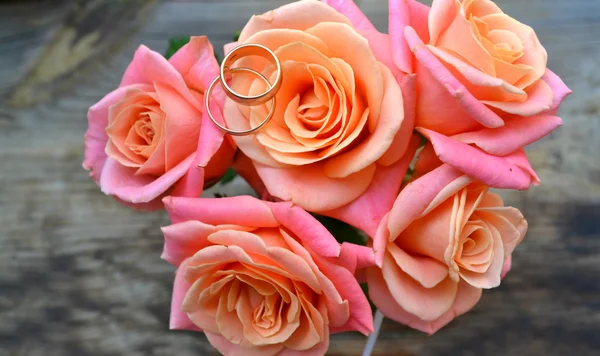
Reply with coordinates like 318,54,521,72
127,113,156,156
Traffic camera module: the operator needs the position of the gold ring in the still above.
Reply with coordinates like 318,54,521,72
220,43,282,107
205,67,275,136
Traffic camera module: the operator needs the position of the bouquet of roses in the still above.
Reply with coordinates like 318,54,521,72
83,0,571,354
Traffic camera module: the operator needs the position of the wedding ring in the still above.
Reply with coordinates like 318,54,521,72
220,43,282,107
205,67,276,136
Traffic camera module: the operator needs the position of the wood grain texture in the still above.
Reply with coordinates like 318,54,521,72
0,0,598,355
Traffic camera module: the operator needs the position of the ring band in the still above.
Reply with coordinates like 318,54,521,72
220,43,282,107
205,67,276,136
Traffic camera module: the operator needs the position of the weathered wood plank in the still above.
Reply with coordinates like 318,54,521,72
0,0,598,355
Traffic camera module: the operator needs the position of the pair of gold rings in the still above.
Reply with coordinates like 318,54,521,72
205,44,282,136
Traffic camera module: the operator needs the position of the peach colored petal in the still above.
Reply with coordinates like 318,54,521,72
413,143,443,178
381,252,458,321
153,83,202,171
418,128,540,189
435,1,496,76
99,154,193,204
235,288,300,346
459,221,504,289
368,268,481,334
477,207,527,255
324,63,403,177
385,164,466,243
406,26,505,130
389,0,430,73
428,0,458,45
325,134,420,236
465,0,502,18
388,243,448,288
205,332,283,356
207,230,270,255
267,202,341,258
276,229,350,329
377,73,416,166
237,0,352,43
254,160,376,212
105,90,157,168
542,69,572,114
283,297,325,350
482,79,553,115
119,44,198,108
164,196,279,226
451,113,563,156
161,220,216,266
398,199,456,263
426,45,526,99
311,253,374,335
337,242,376,275
168,36,219,93
306,22,383,130
359,30,404,80
170,261,202,332
500,255,512,279
482,13,547,89
84,85,147,184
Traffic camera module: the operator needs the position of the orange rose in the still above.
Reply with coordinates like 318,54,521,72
84,37,234,209
368,155,527,334
223,0,414,231
387,0,571,190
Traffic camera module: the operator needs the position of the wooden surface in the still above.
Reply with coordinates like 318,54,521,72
0,0,599,355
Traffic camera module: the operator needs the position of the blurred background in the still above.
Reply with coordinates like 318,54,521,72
0,0,598,355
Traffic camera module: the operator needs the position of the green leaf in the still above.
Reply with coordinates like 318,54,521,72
164,36,191,59
233,30,241,42
219,168,238,185
403,167,414,184
312,215,367,246
417,131,428,147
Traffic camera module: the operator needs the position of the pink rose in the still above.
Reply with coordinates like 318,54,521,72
368,154,527,334
222,0,416,235
389,0,571,189
162,195,375,355
83,37,234,210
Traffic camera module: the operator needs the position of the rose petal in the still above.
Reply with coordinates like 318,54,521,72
119,45,198,108
482,79,553,116
100,154,194,204
368,268,482,334
384,164,468,248
541,69,572,114
418,128,540,189
83,85,150,184
380,252,458,321
312,253,374,336
254,161,376,212
164,196,279,226
389,0,430,73
405,26,505,129
161,220,216,266
205,331,283,356
168,36,219,93
500,255,512,279
324,134,420,237
451,113,563,156
170,261,202,332
267,202,341,258
237,0,352,43
324,63,403,177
